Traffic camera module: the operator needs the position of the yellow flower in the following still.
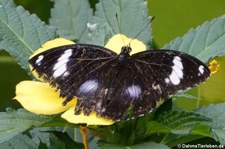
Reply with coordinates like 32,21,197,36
14,34,146,126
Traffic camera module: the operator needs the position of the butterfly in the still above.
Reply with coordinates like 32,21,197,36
29,43,210,121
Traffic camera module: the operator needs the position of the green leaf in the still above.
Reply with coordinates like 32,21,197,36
0,134,37,149
195,102,225,144
49,0,93,43
48,134,66,149
30,127,87,149
53,131,84,149
66,128,83,143
161,133,205,147
0,0,56,72
144,121,170,135
164,15,225,63
30,127,78,149
0,108,52,143
89,0,152,46
98,141,169,149
134,110,212,146
137,110,211,146
198,57,225,106
172,92,198,100
97,121,137,146
156,110,211,135
29,128,50,147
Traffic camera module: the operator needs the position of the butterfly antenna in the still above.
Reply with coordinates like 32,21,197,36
115,13,126,46
129,16,155,44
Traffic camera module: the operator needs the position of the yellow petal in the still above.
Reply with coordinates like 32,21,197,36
61,107,115,126
105,34,146,55
30,38,75,59
14,81,77,115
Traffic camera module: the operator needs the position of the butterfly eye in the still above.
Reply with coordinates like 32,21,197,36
121,46,132,54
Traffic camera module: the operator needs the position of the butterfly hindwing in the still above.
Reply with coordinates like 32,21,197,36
29,45,210,121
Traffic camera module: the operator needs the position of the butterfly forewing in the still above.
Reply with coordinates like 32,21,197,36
29,44,117,99
131,50,210,96
29,44,210,121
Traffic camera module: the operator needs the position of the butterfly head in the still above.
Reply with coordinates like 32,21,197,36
121,46,132,55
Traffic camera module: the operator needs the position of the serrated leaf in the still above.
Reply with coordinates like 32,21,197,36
195,103,225,144
144,121,170,135
0,108,52,143
164,15,225,63
89,0,152,46
53,131,83,149
97,125,136,146
0,0,56,72
172,92,198,100
66,128,83,143
156,110,211,135
49,0,92,43
29,128,55,148
48,134,66,149
98,141,169,149
161,133,204,147
0,134,37,149
155,110,212,146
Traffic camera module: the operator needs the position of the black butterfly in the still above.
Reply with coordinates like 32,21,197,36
29,44,210,121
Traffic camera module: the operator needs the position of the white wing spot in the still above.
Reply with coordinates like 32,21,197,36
172,65,183,79
174,56,181,61
63,71,70,77
169,71,180,85
78,79,99,94
53,49,73,78
165,78,170,84
173,56,183,69
53,58,70,70
53,65,67,78
35,55,44,66
58,49,73,62
198,65,204,76
125,85,141,99
165,56,184,85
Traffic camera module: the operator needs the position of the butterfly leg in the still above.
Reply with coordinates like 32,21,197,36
80,126,89,149
80,126,101,149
